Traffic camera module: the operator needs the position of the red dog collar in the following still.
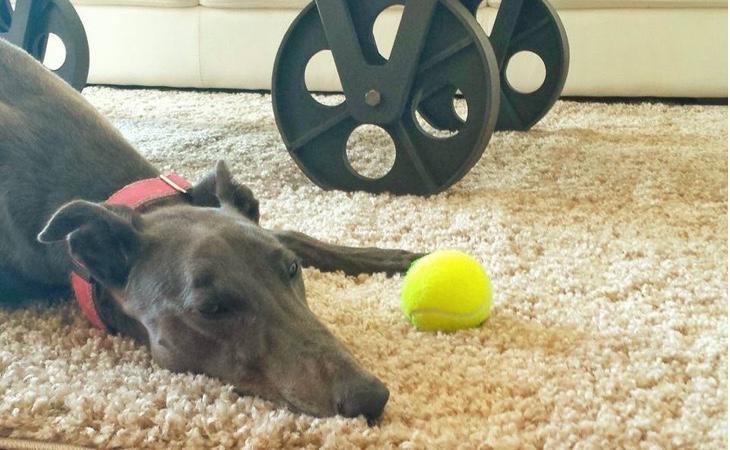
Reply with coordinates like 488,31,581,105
70,174,192,331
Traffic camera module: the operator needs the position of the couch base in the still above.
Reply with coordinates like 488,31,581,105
67,5,727,97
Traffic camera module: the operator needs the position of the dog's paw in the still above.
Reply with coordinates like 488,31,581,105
381,250,428,276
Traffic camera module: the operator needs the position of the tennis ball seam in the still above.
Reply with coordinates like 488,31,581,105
408,299,492,322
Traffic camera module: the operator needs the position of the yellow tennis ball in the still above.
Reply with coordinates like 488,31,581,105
401,250,492,332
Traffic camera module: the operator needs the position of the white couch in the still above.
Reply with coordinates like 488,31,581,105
68,0,727,97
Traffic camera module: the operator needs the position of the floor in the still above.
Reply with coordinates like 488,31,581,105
0,88,726,449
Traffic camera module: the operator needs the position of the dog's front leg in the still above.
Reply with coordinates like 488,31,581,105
273,230,426,276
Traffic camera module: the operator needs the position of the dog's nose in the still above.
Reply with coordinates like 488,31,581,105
335,377,390,423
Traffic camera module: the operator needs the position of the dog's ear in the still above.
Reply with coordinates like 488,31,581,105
189,160,260,223
38,200,143,287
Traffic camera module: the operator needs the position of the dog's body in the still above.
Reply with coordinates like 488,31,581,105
0,38,423,421
0,40,157,299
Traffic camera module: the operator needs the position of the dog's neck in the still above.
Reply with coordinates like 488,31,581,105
75,193,191,343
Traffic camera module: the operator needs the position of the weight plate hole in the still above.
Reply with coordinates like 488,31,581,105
39,33,67,71
454,89,468,122
414,88,469,140
415,110,454,139
373,5,403,60
476,1,496,35
345,125,396,180
42,33,66,71
305,50,345,106
505,51,546,94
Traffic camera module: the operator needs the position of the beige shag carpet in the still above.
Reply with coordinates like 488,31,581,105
0,88,727,449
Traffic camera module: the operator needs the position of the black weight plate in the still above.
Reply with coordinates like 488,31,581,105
272,0,499,195
39,0,89,91
493,0,568,130
1,0,88,90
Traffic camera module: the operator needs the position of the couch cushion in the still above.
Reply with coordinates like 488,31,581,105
198,0,725,9
70,0,312,8
199,0,309,8
197,0,488,8
487,0,726,8
71,0,726,9
73,0,197,7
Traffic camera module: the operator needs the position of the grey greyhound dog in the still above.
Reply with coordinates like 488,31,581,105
0,38,425,422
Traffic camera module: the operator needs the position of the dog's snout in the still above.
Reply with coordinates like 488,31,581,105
335,377,390,423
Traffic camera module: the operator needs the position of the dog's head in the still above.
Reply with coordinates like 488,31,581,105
37,162,388,422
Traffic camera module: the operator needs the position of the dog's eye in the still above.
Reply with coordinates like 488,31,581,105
288,261,300,278
198,301,227,318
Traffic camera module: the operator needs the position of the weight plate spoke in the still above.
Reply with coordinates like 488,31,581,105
388,120,439,193
289,105,351,151
417,35,474,75
504,16,551,52
0,0,10,33
295,115,361,191
273,0,500,195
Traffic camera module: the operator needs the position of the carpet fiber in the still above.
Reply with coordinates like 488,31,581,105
0,88,727,449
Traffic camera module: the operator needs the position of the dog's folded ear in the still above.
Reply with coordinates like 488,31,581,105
189,160,260,224
38,200,142,287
